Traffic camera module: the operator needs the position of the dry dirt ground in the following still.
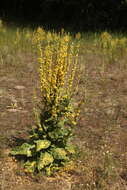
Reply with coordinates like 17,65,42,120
0,51,127,190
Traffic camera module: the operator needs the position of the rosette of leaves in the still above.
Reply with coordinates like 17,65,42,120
11,139,52,173
10,108,76,176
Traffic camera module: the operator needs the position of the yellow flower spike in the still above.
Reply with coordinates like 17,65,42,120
47,32,53,42
100,32,112,50
75,32,81,40
34,27,80,123
37,27,46,40
61,28,65,35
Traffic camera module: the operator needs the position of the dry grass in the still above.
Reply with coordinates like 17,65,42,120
0,23,127,189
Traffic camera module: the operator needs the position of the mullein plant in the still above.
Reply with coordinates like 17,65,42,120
100,32,127,62
11,28,81,176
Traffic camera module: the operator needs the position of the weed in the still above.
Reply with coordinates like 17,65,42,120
10,28,81,176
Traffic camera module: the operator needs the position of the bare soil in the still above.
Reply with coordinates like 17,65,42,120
0,51,127,190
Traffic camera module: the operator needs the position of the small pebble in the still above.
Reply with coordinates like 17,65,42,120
14,86,25,90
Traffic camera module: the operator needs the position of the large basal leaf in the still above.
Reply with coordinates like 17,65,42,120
37,152,54,170
52,148,67,160
11,143,35,157
24,160,36,173
35,140,51,151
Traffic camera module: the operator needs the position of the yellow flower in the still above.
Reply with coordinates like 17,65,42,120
38,58,43,64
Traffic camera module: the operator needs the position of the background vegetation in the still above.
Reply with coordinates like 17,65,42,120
1,0,127,31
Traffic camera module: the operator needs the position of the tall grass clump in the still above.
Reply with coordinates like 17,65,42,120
11,28,81,176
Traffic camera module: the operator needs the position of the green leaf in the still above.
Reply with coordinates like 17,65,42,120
57,120,65,128
45,166,52,176
65,145,76,154
11,143,35,157
48,128,69,140
37,152,54,170
45,117,53,122
35,140,51,151
52,148,67,160
24,160,36,173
